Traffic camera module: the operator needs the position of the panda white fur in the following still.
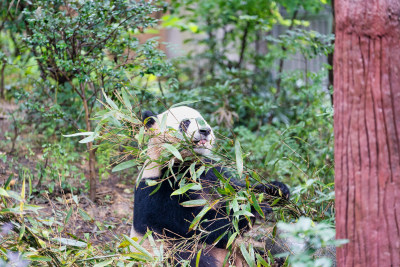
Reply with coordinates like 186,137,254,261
131,106,290,266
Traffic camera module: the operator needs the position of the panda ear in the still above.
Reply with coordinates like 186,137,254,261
142,110,156,128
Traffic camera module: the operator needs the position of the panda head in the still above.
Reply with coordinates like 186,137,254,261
142,106,215,156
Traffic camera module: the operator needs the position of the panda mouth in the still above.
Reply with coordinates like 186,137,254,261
193,139,208,146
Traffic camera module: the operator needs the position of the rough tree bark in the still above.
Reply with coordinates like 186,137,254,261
334,1,400,266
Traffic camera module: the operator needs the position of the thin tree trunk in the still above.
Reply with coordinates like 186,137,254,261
0,61,5,99
80,83,97,201
327,0,335,106
334,1,400,266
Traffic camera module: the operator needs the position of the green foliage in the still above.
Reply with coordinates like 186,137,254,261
277,217,347,267
16,0,165,133
159,0,335,189
39,142,84,194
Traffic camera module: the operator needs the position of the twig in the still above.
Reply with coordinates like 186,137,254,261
237,21,250,69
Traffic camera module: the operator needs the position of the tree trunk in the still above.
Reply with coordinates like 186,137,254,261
81,83,97,201
0,62,5,99
334,1,400,266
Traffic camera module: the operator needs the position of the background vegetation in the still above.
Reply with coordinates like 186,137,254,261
0,0,337,266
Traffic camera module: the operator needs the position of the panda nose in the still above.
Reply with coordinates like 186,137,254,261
199,128,211,136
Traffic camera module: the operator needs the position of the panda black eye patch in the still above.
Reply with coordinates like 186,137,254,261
179,119,191,132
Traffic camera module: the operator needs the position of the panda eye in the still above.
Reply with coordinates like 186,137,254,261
179,119,191,132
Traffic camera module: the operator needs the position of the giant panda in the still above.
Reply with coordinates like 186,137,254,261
131,106,290,266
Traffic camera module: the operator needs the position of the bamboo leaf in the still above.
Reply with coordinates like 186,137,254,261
240,244,256,267
189,200,218,231
170,100,199,108
28,256,52,262
78,208,93,222
146,180,159,186
63,132,94,137
159,113,167,132
235,139,243,178
121,88,132,111
93,259,114,267
18,223,25,242
65,207,73,225
180,199,207,207
78,134,98,144
0,188,9,197
20,176,25,212
112,160,137,172
102,89,118,110
53,237,87,248
123,234,153,261
138,126,145,145
196,249,202,267
171,183,202,196
226,232,238,249
233,210,254,217
256,253,269,266
251,192,265,219
162,144,183,161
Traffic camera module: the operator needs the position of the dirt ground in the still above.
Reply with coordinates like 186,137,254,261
0,100,134,245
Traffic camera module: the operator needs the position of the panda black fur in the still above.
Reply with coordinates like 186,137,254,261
132,106,290,266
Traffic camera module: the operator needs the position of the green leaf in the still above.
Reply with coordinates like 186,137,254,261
121,89,132,111
159,113,167,132
240,244,256,267
226,232,238,249
189,199,219,231
28,174,32,198
189,204,212,231
65,207,73,225
196,166,205,178
118,240,132,248
146,180,159,186
235,139,243,178
271,197,281,206
18,223,25,242
196,249,202,267
170,100,199,108
122,253,153,262
62,132,94,137
4,174,13,188
180,199,207,207
138,126,145,145
29,255,52,262
233,210,254,217
149,183,162,196
0,188,9,197
23,204,44,212
93,259,114,267
53,237,87,248
20,176,25,212
112,160,137,172
123,234,153,261
78,208,93,221
251,192,264,219
78,134,97,144
256,253,269,266
171,183,202,196
162,144,183,161
102,89,118,110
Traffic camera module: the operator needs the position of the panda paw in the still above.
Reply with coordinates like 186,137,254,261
266,181,290,200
